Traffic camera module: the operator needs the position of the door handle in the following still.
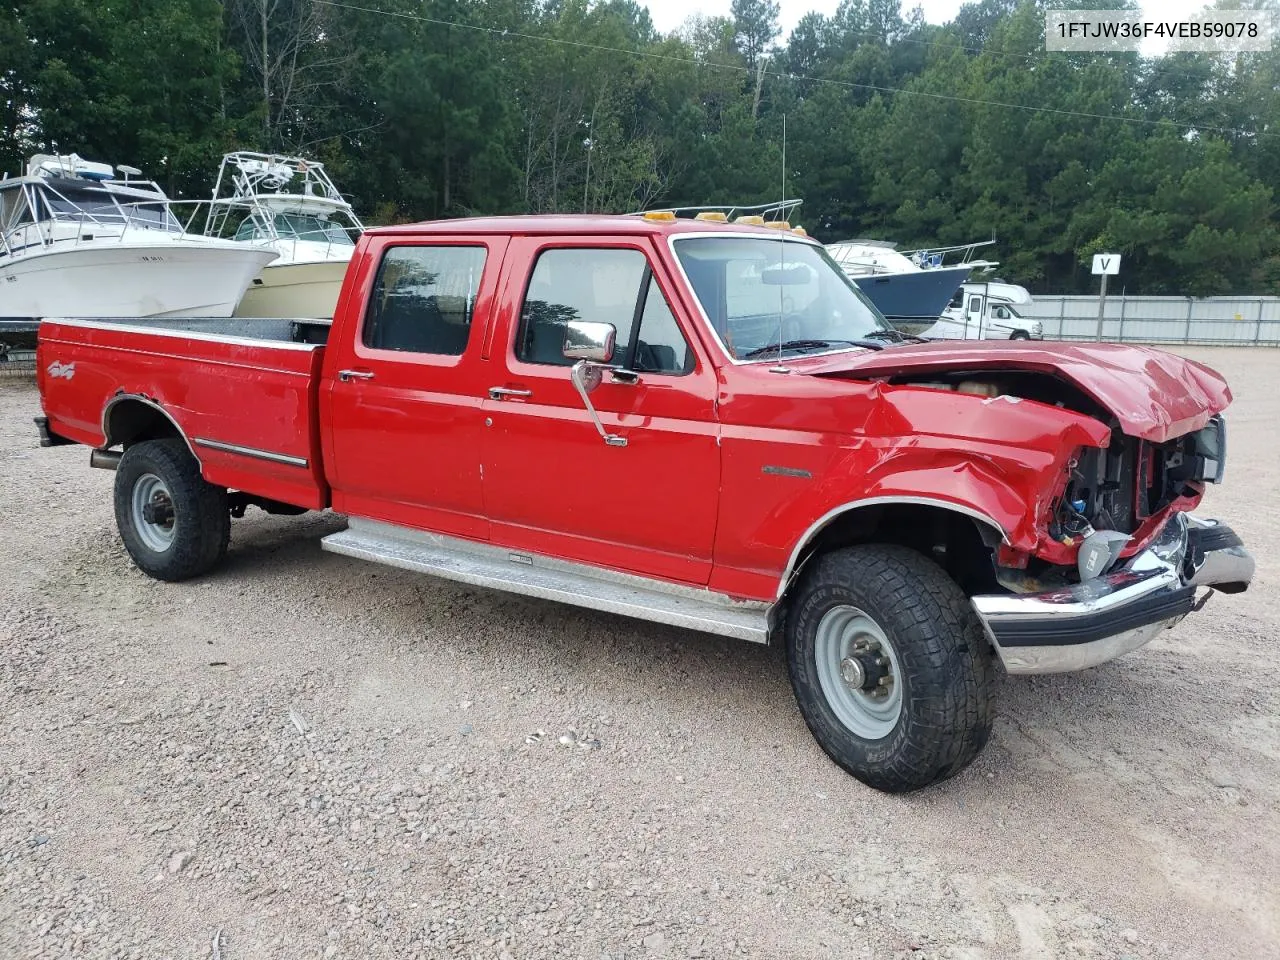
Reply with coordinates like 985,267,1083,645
338,369,375,382
489,386,532,400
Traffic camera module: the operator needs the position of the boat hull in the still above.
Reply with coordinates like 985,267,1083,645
0,243,277,319
852,265,972,332
233,259,349,319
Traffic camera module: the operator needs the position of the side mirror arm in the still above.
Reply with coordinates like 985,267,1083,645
570,361,627,448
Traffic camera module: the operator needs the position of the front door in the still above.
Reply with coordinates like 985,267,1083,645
323,235,507,541
480,238,721,585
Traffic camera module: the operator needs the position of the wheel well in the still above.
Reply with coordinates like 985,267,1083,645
104,397,185,449
789,503,1002,598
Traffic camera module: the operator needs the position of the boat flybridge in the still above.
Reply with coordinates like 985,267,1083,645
204,152,365,319
0,154,277,321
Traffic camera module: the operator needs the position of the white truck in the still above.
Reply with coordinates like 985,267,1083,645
926,282,1043,341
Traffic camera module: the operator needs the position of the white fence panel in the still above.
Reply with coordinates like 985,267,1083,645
1022,296,1280,345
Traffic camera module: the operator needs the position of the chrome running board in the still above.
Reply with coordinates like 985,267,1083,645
321,518,771,643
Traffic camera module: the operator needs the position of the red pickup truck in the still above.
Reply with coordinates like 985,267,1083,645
35,213,1253,791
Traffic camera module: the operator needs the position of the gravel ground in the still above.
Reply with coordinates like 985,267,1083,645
1,346,1277,960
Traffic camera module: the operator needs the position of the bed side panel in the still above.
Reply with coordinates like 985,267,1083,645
37,320,327,509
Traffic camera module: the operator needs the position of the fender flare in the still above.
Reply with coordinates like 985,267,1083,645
776,495,1009,600
101,393,201,464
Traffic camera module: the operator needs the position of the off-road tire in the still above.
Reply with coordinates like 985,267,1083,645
786,544,994,792
114,438,230,581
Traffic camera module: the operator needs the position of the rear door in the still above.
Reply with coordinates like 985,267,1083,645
322,235,507,540
480,237,721,585
964,293,985,339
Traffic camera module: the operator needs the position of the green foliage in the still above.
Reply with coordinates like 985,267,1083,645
731,0,780,68
3,0,1277,293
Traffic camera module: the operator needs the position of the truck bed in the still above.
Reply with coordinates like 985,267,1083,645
38,316,331,510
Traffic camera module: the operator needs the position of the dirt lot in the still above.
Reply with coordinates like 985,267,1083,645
1,346,1277,960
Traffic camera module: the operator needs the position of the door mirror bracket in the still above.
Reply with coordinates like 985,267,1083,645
562,321,627,448
570,361,627,447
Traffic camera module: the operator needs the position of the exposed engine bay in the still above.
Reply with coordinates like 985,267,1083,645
888,369,1110,419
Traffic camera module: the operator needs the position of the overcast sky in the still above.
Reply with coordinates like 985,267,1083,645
639,0,1213,54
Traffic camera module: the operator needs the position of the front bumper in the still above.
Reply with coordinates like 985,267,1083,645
972,513,1253,674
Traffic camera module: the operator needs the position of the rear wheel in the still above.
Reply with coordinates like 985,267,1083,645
114,438,230,581
786,544,994,792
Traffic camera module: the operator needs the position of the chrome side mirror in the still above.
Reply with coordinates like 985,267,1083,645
562,320,616,365
563,321,626,447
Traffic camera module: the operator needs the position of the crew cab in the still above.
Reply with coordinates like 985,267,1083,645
35,213,1254,792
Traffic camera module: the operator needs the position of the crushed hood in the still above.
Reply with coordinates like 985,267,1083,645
802,341,1231,443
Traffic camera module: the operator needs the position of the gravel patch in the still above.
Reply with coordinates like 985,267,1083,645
1,347,1277,958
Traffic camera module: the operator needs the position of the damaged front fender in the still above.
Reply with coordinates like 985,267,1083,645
713,366,1117,600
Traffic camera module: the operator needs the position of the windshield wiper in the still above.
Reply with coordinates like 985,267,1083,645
741,339,857,359
863,329,929,344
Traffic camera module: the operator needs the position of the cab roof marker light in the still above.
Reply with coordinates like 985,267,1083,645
694,211,729,222
734,215,766,225
764,220,791,230
791,225,808,237
643,210,677,222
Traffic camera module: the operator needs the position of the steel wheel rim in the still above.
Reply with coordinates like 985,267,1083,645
814,605,904,740
131,473,176,553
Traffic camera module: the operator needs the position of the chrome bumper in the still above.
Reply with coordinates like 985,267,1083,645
972,514,1253,674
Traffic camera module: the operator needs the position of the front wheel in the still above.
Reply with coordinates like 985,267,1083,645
786,544,994,792
1009,331,1031,340
114,438,230,581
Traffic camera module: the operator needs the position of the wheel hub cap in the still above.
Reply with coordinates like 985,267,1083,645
839,656,865,688
840,649,889,692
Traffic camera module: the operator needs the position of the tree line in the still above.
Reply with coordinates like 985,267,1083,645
3,0,1278,294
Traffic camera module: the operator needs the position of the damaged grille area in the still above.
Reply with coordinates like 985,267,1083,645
1055,416,1226,537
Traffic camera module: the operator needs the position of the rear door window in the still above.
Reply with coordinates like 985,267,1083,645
364,246,487,355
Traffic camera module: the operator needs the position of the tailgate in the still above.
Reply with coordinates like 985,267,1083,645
38,319,328,510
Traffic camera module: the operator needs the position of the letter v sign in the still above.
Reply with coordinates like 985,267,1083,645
1092,254,1121,276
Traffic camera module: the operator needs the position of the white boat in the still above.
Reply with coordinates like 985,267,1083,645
205,152,364,319
0,154,277,319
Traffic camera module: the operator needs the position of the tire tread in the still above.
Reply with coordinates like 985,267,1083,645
113,438,230,581
786,544,994,792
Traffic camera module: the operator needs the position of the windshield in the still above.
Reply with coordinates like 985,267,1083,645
40,187,127,224
673,235,890,360
31,185,180,231
273,212,354,245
